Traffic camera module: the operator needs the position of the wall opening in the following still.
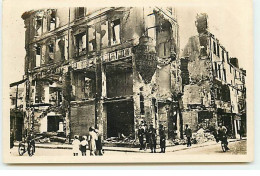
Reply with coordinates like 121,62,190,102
106,101,134,138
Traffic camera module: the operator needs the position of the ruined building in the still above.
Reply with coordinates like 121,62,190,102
181,14,246,138
21,7,182,141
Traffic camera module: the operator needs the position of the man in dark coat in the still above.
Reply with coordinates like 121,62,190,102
217,123,229,150
138,121,145,150
184,124,192,147
159,124,166,153
148,124,157,153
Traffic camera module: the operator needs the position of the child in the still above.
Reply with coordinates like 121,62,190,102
80,136,88,156
72,135,80,156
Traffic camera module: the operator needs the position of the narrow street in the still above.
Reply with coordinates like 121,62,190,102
9,140,246,158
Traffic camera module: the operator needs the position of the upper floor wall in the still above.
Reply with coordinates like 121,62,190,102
22,7,178,74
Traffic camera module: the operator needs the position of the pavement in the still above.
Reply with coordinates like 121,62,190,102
13,137,246,153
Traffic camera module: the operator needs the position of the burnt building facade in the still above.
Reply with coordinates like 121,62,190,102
21,7,182,140
181,14,246,138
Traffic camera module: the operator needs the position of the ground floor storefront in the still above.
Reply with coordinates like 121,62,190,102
69,99,183,141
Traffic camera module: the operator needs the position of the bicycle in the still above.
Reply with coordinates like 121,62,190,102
220,135,229,152
18,139,35,156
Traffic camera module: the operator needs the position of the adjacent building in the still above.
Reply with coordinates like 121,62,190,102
10,80,26,141
181,14,246,138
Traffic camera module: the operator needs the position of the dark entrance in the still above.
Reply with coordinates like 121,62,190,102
10,110,23,141
107,101,134,138
47,116,62,132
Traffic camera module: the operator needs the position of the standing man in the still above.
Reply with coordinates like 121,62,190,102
159,124,166,153
148,124,157,153
138,121,145,150
95,128,103,156
184,124,192,147
217,123,229,150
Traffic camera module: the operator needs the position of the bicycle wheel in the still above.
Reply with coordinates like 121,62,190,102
18,144,25,156
28,145,35,156
221,143,226,152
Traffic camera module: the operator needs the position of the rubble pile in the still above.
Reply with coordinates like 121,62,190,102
35,132,66,144
172,138,187,145
103,135,140,147
192,128,216,144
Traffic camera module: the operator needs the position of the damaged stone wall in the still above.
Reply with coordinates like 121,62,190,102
180,15,216,132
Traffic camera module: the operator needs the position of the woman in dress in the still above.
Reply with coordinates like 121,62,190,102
88,127,97,156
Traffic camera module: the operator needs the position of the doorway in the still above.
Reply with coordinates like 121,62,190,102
47,116,62,132
106,101,134,138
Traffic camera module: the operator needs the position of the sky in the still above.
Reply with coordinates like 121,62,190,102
3,1,252,84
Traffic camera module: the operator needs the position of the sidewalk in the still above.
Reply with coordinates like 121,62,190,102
13,138,246,153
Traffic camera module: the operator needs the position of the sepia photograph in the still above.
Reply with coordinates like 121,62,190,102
2,0,254,163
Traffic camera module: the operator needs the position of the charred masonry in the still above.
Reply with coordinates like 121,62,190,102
12,8,245,142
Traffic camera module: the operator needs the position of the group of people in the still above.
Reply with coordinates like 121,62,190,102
72,126,103,156
138,122,230,152
137,121,166,153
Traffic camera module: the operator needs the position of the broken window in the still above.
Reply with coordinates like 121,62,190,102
111,19,120,45
223,68,226,82
84,77,94,98
35,81,45,103
222,49,225,61
48,10,56,31
140,93,145,115
213,41,216,55
75,7,85,19
88,26,96,52
226,52,229,61
75,33,87,56
58,38,65,61
48,43,54,62
158,42,170,58
217,43,220,57
146,14,156,39
218,64,221,79
35,17,42,36
101,20,109,48
214,62,218,77
35,45,41,67
49,87,62,106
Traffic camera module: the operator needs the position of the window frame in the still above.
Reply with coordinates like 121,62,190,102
111,19,121,46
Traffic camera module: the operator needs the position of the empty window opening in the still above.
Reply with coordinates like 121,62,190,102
58,39,65,61
222,50,225,61
84,77,95,98
49,18,56,31
217,44,220,57
76,7,85,19
218,64,221,79
35,18,42,36
88,26,96,52
111,19,120,45
48,43,54,62
35,45,41,67
140,94,145,115
75,33,87,56
213,41,216,55
214,62,218,77
223,68,226,82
